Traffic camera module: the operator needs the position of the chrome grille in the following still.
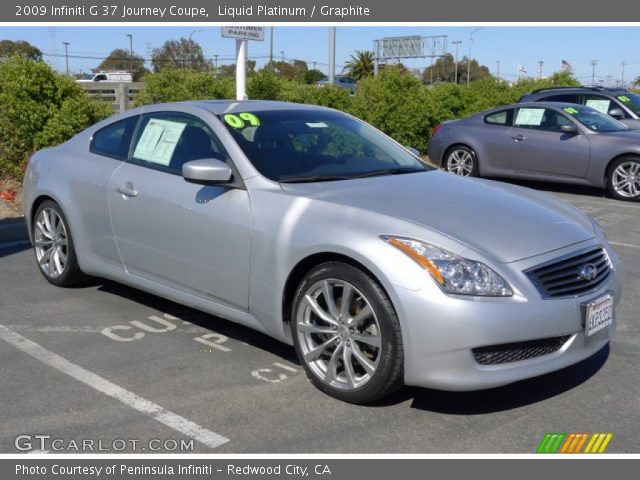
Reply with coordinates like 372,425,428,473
526,246,611,298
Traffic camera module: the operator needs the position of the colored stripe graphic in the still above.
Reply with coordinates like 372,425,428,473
538,433,613,453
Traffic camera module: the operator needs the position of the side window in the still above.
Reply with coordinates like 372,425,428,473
129,112,226,175
484,109,513,126
90,116,139,160
541,93,581,103
514,107,546,130
584,95,613,115
514,108,571,132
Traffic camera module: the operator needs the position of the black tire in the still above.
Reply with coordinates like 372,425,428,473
291,261,404,404
606,156,640,202
443,145,479,177
32,200,86,287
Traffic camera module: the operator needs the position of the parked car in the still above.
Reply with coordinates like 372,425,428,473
428,102,640,201
24,100,620,403
519,86,640,130
77,71,133,83
316,75,357,94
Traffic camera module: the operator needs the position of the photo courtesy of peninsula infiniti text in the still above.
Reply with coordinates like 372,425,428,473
23,100,621,404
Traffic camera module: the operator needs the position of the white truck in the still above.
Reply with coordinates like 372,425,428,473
76,71,133,83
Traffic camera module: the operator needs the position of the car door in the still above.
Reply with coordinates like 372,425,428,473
507,106,591,178
108,111,251,310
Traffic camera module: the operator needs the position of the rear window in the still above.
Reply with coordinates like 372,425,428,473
484,110,512,126
90,116,139,160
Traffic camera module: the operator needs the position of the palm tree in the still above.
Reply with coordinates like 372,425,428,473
343,50,375,80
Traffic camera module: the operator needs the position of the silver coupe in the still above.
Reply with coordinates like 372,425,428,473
23,101,621,403
428,102,640,201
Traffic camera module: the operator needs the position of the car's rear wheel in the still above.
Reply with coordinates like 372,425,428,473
33,200,86,286
607,157,640,201
444,145,478,177
291,262,404,404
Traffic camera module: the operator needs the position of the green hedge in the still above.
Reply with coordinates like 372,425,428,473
0,56,112,179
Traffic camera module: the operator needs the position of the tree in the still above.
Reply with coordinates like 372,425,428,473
304,69,325,84
151,38,211,72
633,75,640,87
215,60,255,78
0,39,42,61
269,59,308,83
343,50,375,80
423,55,491,84
96,48,148,81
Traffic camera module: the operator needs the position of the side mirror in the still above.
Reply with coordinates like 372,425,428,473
608,107,624,120
405,146,421,157
182,159,232,185
560,124,579,134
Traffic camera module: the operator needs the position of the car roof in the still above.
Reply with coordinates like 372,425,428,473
523,86,629,97
191,100,332,114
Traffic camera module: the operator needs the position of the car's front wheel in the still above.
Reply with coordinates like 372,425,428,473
291,262,404,404
607,156,640,201
32,200,86,286
444,145,479,177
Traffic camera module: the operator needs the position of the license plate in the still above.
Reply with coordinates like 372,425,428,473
584,296,613,337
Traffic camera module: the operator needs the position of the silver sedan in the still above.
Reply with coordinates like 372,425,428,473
23,101,621,403
428,102,640,201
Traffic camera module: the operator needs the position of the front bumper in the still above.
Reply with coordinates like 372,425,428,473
394,244,621,391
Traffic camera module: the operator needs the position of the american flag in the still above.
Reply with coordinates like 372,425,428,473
561,60,573,71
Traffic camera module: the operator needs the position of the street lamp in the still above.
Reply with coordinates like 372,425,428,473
280,50,285,62
187,29,204,69
467,27,483,85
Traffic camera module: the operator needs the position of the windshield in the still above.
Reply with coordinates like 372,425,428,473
617,93,640,116
562,106,629,133
218,109,428,182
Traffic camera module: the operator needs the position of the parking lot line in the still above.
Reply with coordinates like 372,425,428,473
0,325,229,450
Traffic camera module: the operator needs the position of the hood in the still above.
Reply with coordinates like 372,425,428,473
281,170,595,263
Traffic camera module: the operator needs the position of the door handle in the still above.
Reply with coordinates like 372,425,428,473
116,185,138,197
511,134,526,142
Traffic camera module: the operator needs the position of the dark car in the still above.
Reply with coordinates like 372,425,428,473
519,86,640,130
427,102,640,201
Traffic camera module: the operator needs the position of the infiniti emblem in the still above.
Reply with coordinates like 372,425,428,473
578,263,598,281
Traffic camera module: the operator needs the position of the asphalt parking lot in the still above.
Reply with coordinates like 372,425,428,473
0,181,638,454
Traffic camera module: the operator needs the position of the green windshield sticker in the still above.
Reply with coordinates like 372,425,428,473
618,96,631,103
564,107,579,114
239,112,261,126
223,113,261,129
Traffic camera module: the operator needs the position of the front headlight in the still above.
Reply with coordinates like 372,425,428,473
382,236,513,297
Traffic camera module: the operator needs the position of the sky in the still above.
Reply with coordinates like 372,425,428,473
2,26,639,86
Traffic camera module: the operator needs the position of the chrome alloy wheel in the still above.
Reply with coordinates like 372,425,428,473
296,279,382,391
612,161,640,198
446,149,474,176
34,207,68,278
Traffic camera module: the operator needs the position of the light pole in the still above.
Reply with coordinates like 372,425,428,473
280,50,285,62
452,40,461,83
270,27,274,66
328,26,336,84
496,60,500,81
63,42,70,75
467,27,483,85
126,34,133,72
213,54,218,73
621,60,627,87
188,29,203,70
538,60,544,79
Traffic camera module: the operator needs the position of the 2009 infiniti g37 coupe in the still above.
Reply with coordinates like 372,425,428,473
23,100,621,404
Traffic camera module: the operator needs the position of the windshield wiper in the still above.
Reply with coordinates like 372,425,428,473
351,167,425,179
279,175,351,183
